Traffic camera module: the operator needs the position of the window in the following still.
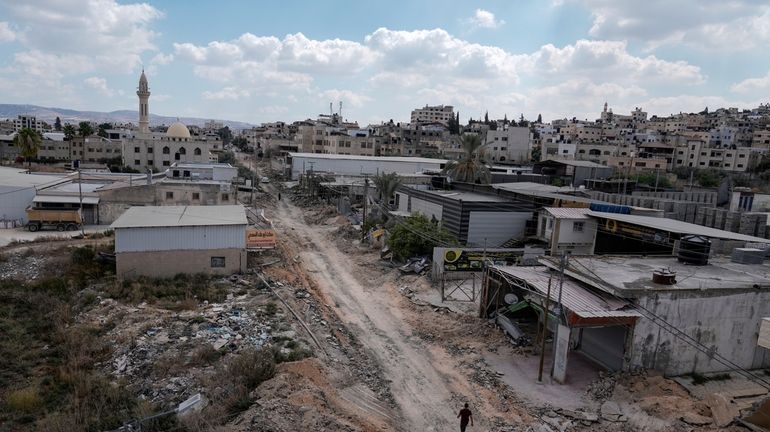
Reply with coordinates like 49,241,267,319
183,170,190,177
148,160,154,165
172,170,180,177
547,219,553,229
192,192,200,200
221,193,229,201
179,147,186,155
573,222,584,232
134,159,140,165
211,257,226,268
194,147,201,155
134,146,140,153
162,146,170,154
165,191,174,199
148,147,153,153
162,160,170,166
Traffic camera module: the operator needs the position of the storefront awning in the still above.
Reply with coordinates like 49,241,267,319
491,265,641,327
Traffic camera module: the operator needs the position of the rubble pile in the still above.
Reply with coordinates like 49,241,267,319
0,248,46,281
303,205,339,225
76,280,306,407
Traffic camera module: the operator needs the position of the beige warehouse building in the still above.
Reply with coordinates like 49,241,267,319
111,205,247,279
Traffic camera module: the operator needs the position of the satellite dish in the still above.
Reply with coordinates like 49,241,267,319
504,293,519,305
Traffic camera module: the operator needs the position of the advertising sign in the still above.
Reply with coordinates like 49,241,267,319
442,249,520,271
246,228,277,249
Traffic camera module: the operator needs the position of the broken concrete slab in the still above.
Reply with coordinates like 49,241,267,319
681,412,713,426
707,392,740,427
600,401,626,422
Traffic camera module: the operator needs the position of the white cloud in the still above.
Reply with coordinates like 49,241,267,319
3,0,163,72
0,21,15,42
468,9,505,29
83,76,114,96
525,39,704,84
569,0,770,51
151,53,174,65
318,89,372,108
731,71,770,93
202,87,250,100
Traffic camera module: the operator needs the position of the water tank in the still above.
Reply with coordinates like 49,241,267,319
678,235,710,266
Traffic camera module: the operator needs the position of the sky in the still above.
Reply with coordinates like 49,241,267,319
0,0,769,125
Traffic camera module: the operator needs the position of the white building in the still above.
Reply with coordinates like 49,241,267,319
13,115,45,133
0,166,72,225
287,152,448,180
483,127,531,163
410,105,454,126
167,162,237,182
536,207,597,255
111,205,248,279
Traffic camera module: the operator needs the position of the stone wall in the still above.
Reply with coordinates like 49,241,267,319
116,248,246,279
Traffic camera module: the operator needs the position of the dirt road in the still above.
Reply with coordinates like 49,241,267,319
270,197,470,431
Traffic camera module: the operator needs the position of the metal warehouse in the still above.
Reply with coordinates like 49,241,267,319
111,204,248,279
287,152,448,180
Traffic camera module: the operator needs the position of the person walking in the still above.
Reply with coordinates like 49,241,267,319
457,403,473,431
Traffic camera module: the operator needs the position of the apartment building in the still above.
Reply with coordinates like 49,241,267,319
482,127,531,163
410,105,454,125
675,140,752,172
13,115,45,133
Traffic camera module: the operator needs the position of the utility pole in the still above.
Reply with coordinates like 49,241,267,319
77,165,84,235
551,252,567,378
654,168,660,192
362,174,369,241
538,275,553,382
250,154,255,207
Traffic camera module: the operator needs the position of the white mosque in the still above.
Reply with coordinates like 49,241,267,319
121,70,220,171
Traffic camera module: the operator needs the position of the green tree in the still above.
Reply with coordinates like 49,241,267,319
218,126,233,145
537,114,542,124
484,111,489,124
531,147,541,162
443,134,490,183
78,121,94,137
387,214,456,260
54,116,62,131
372,172,403,208
14,128,42,169
97,122,113,138
62,124,76,140
696,169,722,188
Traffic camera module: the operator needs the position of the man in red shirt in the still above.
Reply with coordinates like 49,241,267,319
457,403,473,431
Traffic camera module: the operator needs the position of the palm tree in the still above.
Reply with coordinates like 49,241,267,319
62,124,76,141
443,134,490,183
14,128,42,169
78,121,94,137
372,172,402,209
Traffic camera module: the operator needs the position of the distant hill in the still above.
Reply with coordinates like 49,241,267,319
0,104,255,130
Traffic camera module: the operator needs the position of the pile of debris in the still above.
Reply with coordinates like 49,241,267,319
0,248,46,281
77,280,302,407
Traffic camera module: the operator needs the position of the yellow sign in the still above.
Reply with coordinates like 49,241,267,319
246,228,277,249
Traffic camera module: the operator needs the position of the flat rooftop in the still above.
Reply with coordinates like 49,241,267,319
0,166,71,188
416,187,510,202
170,162,234,169
554,255,770,292
288,152,448,165
111,205,247,229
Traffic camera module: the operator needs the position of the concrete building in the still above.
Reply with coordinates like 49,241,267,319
13,115,44,133
37,132,70,161
536,207,597,255
395,185,536,247
482,127,531,163
0,166,72,226
410,105,454,126
111,205,247,279
675,140,752,172
287,152,447,180
167,162,237,182
533,159,614,186
122,71,219,171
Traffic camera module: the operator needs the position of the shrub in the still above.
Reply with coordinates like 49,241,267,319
387,214,456,260
6,386,43,413
228,348,276,390
71,246,95,266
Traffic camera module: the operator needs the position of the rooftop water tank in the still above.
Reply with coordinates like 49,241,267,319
677,235,710,266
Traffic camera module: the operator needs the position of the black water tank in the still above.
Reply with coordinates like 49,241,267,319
678,235,710,265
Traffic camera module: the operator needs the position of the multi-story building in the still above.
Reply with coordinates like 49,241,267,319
675,140,752,172
13,115,45,133
482,127,531,163
410,105,454,126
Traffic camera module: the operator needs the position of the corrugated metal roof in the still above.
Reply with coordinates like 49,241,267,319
544,207,591,219
539,159,608,168
587,210,770,243
111,205,247,229
288,152,448,165
33,195,100,205
491,265,641,319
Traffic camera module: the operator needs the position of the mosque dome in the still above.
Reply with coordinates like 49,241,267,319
166,121,191,139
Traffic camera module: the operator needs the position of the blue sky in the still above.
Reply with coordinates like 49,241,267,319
0,0,769,125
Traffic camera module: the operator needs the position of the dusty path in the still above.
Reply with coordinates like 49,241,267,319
269,196,475,431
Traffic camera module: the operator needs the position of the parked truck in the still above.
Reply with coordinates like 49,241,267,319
26,207,82,232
